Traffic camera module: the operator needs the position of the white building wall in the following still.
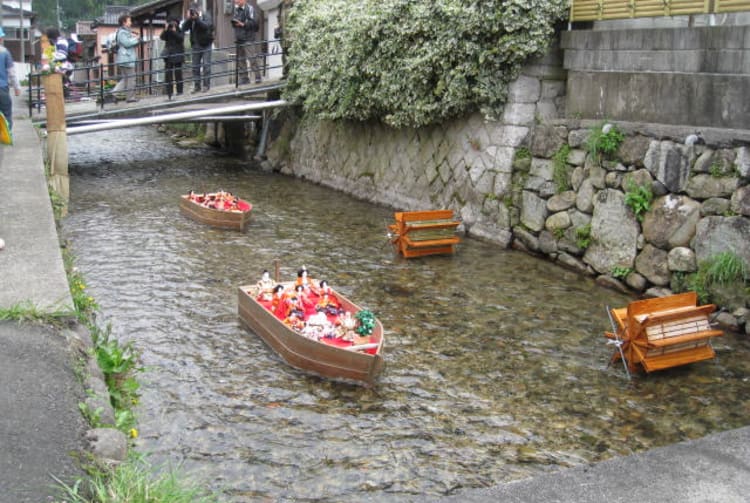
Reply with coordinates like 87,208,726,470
257,0,283,80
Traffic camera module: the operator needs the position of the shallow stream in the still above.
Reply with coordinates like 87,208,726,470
64,127,750,501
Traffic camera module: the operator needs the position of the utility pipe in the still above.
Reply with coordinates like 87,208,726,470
63,99,287,135
68,115,263,125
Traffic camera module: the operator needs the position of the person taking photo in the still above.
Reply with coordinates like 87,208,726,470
231,0,261,85
181,3,214,93
160,18,185,97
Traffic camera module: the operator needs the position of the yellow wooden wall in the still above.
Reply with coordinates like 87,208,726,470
570,0,750,22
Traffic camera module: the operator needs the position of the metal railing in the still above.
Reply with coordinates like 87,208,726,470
569,0,750,22
27,38,285,115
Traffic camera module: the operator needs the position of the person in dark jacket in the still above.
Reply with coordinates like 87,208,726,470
160,18,185,97
231,0,261,85
181,3,213,92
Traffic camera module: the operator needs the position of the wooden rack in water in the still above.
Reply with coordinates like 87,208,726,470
388,210,461,258
606,291,723,376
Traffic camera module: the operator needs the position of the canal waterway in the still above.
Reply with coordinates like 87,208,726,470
65,127,750,501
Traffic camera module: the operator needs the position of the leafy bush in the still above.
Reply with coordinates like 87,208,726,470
585,122,624,160
624,179,653,222
283,0,568,128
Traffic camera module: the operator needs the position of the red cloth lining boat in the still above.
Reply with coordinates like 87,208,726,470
238,280,385,386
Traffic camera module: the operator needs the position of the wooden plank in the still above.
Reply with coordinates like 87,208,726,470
401,246,456,258
404,229,459,242
716,0,750,13
641,345,716,372
396,210,455,222
648,329,723,348
403,236,461,248
641,304,716,327
570,0,714,21
404,219,460,230
627,292,697,317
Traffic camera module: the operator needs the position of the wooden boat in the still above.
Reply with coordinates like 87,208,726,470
238,281,385,386
388,209,461,258
179,192,252,231
605,291,723,377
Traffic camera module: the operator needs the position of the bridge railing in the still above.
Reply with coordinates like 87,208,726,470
27,38,285,115
570,0,750,22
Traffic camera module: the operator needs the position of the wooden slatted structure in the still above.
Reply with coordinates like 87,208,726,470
606,292,723,374
716,0,750,13
569,0,750,22
388,210,461,258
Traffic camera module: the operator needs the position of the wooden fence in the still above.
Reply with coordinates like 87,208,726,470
570,0,750,22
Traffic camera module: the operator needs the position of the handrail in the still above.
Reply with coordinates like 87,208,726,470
569,0,750,22
27,38,285,116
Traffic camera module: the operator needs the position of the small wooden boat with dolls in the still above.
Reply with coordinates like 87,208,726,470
237,269,385,386
179,190,252,231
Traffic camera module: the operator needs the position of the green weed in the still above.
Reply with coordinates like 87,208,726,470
585,122,624,160
575,224,592,249
54,451,220,503
611,266,633,280
0,302,71,324
679,251,748,304
515,147,531,160
552,144,571,193
624,179,653,222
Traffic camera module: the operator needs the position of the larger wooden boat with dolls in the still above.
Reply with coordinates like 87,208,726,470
179,191,252,231
237,271,385,386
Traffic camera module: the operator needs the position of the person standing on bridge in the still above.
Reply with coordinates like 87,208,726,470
181,3,214,93
115,14,142,103
160,18,185,98
0,27,21,132
231,0,262,85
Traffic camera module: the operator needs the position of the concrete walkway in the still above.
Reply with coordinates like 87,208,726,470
0,94,72,312
2,94,749,502
0,96,86,502
445,425,750,503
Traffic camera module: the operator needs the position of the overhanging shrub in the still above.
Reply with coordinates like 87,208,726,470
283,0,568,128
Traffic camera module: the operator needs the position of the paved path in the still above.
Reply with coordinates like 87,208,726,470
443,425,750,503
0,94,72,312
0,95,86,502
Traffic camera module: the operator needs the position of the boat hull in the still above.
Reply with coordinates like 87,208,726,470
179,195,251,231
238,283,385,386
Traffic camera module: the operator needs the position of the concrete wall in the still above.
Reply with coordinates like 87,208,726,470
561,25,750,129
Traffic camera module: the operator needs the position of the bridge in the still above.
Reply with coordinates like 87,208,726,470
28,38,289,135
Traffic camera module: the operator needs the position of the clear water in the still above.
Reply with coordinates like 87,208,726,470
64,127,750,501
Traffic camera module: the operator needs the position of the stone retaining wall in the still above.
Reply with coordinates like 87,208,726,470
262,34,750,334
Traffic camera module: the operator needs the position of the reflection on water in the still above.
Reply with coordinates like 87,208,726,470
65,127,750,501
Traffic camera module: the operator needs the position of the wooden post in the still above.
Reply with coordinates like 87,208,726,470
42,72,69,213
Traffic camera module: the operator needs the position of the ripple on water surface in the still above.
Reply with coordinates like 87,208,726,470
64,127,750,501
